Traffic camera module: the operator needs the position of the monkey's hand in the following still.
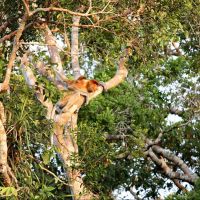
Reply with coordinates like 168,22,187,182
80,92,90,105
99,82,107,92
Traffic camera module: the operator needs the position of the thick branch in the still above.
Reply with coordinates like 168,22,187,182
43,25,69,88
21,54,54,119
150,150,187,191
173,179,188,192
0,14,28,92
145,132,163,149
44,25,64,74
148,148,197,184
0,31,17,44
35,61,66,90
151,145,198,182
71,16,81,79
22,0,30,15
53,92,94,199
82,47,131,103
0,102,11,186
102,47,130,91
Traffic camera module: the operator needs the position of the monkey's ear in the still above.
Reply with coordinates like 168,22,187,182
77,76,86,80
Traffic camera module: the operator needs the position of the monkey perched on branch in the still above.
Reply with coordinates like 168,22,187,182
55,69,104,92
65,76,100,93
55,76,104,114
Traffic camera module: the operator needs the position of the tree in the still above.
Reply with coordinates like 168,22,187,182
0,0,199,199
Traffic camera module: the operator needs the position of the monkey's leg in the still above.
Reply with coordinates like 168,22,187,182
55,95,71,114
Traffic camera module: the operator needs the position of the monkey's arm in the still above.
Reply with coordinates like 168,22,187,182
99,82,107,92
79,92,90,105
55,90,90,115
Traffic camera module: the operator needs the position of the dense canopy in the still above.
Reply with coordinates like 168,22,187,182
0,0,199,199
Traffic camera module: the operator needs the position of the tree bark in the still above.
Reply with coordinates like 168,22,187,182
0,7,30,188
0,14,28,92
151,145,198,182
0,102,12,186
71,15,81,79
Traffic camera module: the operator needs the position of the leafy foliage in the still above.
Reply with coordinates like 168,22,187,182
0,0,199,199
166,179,200,200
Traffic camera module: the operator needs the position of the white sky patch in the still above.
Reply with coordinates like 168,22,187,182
113,187,135,200
166,114,183,125
113,180,191,200
158,80,180,94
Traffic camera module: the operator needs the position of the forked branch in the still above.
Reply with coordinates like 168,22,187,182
21,53,54,119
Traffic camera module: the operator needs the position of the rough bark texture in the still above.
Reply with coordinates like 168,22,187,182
144,132,199,190
151,145,198,182
144,138,198,192
71,15,81,79
21,54,54,120
0,102,11,186
44,24,65,81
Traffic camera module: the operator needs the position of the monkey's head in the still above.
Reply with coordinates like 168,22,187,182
74,76,100,92
87,80,100,92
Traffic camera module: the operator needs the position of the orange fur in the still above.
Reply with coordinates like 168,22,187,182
66,76,99,93
86,80,99,92
56,77,100,113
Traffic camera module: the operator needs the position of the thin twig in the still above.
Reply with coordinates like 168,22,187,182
86,0,92,14
27,155,70,187
30,6,112,17
0,22,33,44
22,0,30,15
39,164,71,187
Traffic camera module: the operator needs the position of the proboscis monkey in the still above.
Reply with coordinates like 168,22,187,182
55,76,105,114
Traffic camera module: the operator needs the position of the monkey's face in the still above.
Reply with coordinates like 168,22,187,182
67,76,100,93
86,80,99,92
